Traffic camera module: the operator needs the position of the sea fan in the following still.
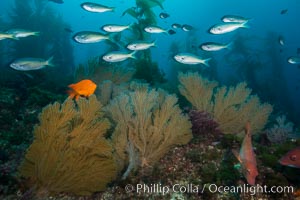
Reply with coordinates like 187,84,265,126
19,96,117,196
178,72,273,134
266,115,297,144
106,83,192,178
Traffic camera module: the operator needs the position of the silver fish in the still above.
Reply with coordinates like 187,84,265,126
174,53,211,66
172,23,181,29
208,22,249,34
127,41,155,51
182,24,193,32
73,31,109,43
144,26,175,35
278,36,285,46
6,29,39,38
159,12,170,19
81,2,114,13
221,15,250,23
0,32,18,40
287,56,300,64
200,42,233,51
103,51,136,62
10,57,54,71
144,26,167,34
102,24,130,33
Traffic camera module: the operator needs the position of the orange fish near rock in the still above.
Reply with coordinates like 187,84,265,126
279,147,300,168
233,122,258,185
68,79,97,100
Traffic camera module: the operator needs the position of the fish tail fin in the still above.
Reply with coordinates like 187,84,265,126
247,18,254,22
107,33,118,43
130,51,137,59
46,56,55,67
168,29,176,35
107,33,113,42
226,41,234,50
33,32,40,36
202,58,211,67
151,39,157,47
128,22,135,30
241,21,250,29
107,33,124,49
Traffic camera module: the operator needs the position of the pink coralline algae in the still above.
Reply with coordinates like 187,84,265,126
188,110,222,138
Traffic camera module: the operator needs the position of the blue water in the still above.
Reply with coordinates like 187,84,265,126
1,0,300,123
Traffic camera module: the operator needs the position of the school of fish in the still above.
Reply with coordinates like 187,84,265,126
2,1,299,70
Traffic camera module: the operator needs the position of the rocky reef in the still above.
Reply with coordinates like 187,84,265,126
0,73,299,200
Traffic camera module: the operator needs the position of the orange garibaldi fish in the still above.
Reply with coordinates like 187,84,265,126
233,122,258,185
68,79,97,100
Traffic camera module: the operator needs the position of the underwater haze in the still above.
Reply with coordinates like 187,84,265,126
1,0,300,199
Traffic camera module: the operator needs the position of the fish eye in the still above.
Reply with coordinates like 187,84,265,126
290,155,297,161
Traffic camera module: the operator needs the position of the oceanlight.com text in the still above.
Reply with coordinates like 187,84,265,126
207,184,294,196
124,183,294,196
